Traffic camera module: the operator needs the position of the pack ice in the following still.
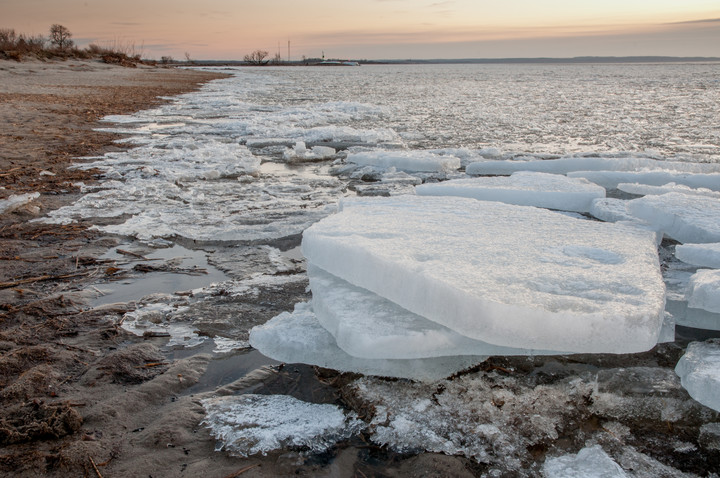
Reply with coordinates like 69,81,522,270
415,171,605,213
346,150,461,173
675,340,720,413
300,195,665,354
676,243,720,269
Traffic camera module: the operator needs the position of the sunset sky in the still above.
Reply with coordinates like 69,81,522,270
5,0,720,61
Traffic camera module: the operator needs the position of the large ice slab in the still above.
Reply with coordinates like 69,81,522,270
675,340,720,413
466,156,720,177
542,445,628,478
676,243,720,269
618,182,720,199
201,394,365,457
302,196,665,353
248,302,486,381
347,150,461,173
627,193,720,244
309,265,561,359
415,172,605,213
568,171,720,191
686,269,720,314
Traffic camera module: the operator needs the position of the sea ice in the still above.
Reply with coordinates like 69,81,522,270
542,445,628,478
617,182,720,199
347,150,461,173
675,339,720,413
465,156,720,177
248,302,486,381
686,269,720,314
308,265,561,359
569,171,720,191
201,394,365,457
627,192,720,244
415,171,605,213
675,243,720,269
302,196,665,353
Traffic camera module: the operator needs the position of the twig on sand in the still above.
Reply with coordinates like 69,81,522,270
89,456,104,478
0,271,90,289
223,464,260,478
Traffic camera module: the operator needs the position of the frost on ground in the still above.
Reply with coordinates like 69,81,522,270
201,394,365,457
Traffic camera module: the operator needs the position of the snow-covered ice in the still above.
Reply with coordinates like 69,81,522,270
542,445,628,478
675,339,720,413
618,182,720,199
347,150,461,173
201,394,365,457
309,265,561,359
569,171,720,191
466,156,720,177
627,193,720,244
248,302,486,381
302,196,665,353
686,269,720,314
675,243,720,269
415,171,605,213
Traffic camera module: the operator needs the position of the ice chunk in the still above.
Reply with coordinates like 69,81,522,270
618,182,720,199
347,150,460,173
0,192,40,214
675,339,720,412
249,302,486,381
415,172,605,213
569,171,720,191
542,445,628,478
676,243,720,269
466,157,720,177
201,394,365,457
589,198,635,223
627,193,720,244
309,265,562,359
686,269,720,314
302,196,665,353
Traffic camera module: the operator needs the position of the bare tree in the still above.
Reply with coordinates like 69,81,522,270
244,49,269,65
49,24,73,50
184,51,193,63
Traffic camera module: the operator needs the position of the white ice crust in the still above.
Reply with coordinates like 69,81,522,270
675,340,720,413
201,394,365,457
686,269,720,314
415,171,605,213
248,302,486,381
347,150,461,173
542,445,628,478
627,193,720,244
466,156,720,177
308,265,562,359
676,243,720,269
302,195,665,353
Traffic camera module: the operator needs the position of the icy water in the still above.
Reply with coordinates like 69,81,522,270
46,63,720,475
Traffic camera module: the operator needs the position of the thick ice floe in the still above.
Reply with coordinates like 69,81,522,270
201,394,365,456
627,193,720,244
466,156,720,177
675,243,720,269
686,269,720,314
542,445,627,478
302,195,665,354
308,265,560,359
617,182,720,199
569,171,720,191
675,340,720,413
248,302,486,381
347,150,461,173
415,171,605,213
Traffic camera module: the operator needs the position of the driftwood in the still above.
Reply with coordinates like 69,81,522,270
0,271,90,289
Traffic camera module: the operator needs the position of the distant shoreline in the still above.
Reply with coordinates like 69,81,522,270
185,56,720,67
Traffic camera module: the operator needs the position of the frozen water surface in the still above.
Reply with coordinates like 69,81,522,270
569,170,720,191
542,445,628,478
628,193,720,244
617,182,720,199
415,171,605,213
686,269,720,314
302,195,665,353
675,340,720,413
201,394,365,457
676,242,720,269
347,150,461,173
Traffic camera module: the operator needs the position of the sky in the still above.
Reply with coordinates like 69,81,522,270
4,0,720,61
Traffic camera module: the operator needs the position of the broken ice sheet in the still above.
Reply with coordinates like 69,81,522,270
686,269,720,314
249,302,486,381
676,242,720,269
675,340,720,413
347,149,461,173
201,394,365,457
542,445,628,478
415,171,605,213
302,195,665,353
